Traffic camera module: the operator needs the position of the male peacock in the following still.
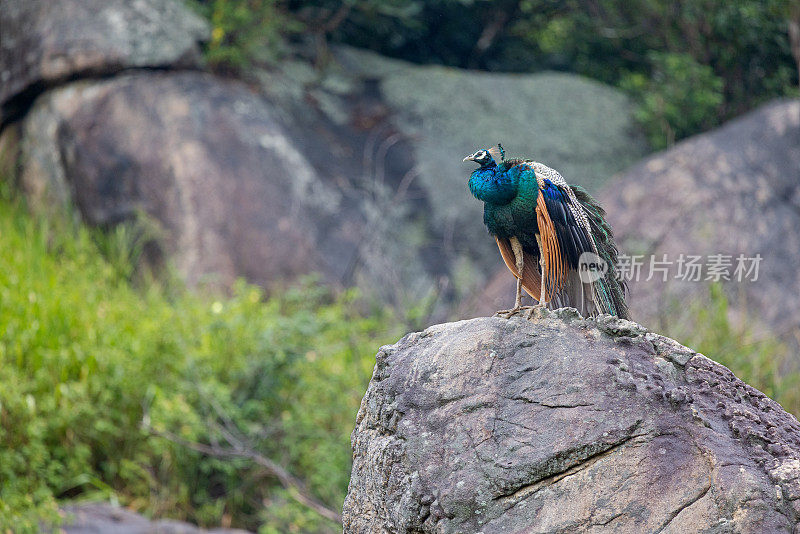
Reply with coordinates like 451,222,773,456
465,144,629,319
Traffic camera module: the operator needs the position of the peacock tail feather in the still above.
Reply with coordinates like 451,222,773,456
570,185,629,319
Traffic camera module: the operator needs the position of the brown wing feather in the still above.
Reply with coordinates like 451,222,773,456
535,193,568,302
495,236,542,301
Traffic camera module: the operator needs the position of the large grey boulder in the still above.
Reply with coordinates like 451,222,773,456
20,72,350,289
0,0,209,123
344,310,800,533
15,64,458,301
333,46,647,195
598,99,800,338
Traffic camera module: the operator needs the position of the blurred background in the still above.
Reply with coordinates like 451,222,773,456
0,0,798,531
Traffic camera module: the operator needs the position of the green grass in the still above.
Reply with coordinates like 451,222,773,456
0,194,402,532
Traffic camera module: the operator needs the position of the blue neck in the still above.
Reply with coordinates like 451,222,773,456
468,164,516,205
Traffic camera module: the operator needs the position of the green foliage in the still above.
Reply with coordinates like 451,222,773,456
92,212,164,282
304,0,478,66
187,0,299,72
510,0,798,147
668,284,800,417
621,52,724,148
0,195,401,532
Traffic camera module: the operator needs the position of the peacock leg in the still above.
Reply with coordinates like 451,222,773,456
512,237,524,309
538,258,545,305
534,234,546,309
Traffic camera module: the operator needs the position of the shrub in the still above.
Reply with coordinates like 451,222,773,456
0,195,401,532
621,52,725,149
187,0,300,72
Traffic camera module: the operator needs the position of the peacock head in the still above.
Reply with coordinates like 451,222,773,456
463,144,504,168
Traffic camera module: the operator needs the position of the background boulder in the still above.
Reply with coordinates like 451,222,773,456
20,71,350,290
329,47,648,283
344,311,800,533
247,47,649,308
0,0,209,124
600,99,800,341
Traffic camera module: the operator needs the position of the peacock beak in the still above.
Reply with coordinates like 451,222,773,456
463,154,475,162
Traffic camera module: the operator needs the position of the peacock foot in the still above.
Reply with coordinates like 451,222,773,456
525,304,547,320
494,306,536,319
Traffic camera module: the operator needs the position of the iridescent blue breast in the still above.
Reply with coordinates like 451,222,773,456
468,166,516,205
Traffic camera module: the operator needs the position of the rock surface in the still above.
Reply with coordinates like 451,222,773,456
344,310,800,533
20,71,352,289
333,46,647,194
599,99,800,339
0,0,208,124
58,502,250,533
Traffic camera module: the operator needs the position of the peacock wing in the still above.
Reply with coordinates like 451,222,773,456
538,179,596,268
535,178,602,304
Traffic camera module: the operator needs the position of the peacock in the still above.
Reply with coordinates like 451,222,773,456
464,144,629,319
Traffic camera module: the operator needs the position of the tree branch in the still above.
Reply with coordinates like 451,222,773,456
142,421,342,525
789,15,800,89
